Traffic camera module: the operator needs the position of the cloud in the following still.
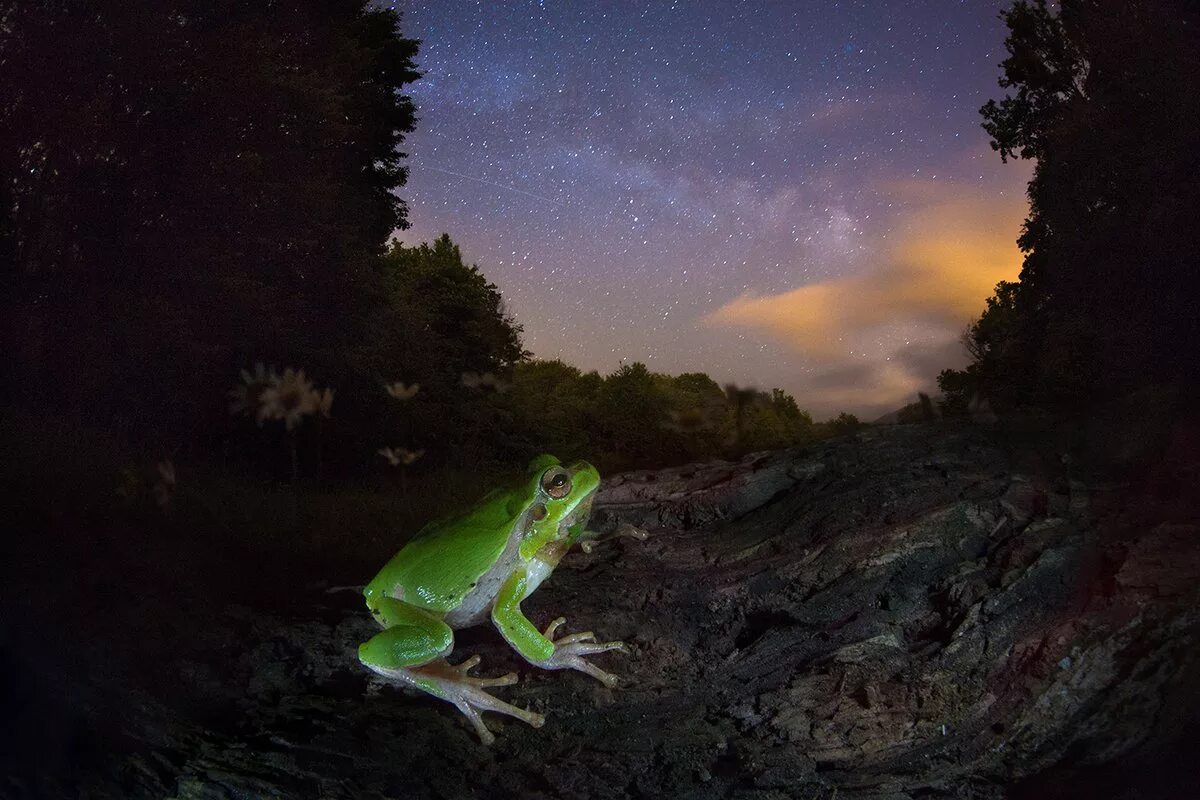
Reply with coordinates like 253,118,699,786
891,337,973,379
805,361,882,390
707,187,1023,358
800,361,932,420
704,181,1026,413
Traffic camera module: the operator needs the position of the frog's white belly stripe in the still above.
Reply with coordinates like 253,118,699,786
521,558,553,600
443,527,525,629
443,552,554,629
440,495,582,630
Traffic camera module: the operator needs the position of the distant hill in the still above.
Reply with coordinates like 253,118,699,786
873,406,905,425
873,400,926,425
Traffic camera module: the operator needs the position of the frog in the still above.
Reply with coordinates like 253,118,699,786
358,454,632,744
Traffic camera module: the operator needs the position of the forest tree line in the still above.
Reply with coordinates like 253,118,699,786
0,1,851,481
3,1,1195,485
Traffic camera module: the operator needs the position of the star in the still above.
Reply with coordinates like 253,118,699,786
396,0,1027,418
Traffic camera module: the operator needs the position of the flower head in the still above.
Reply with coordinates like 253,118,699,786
230,364,333,430
385,381,420,401
153,459,176,510
258,368,317,430
316,387,335,418
229,362,275,416
378,446,425,467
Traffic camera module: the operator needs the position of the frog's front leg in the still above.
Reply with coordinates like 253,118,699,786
491,567,629,687
358,595,543,744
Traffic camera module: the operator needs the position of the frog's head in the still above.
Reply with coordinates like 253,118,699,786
521,454,601,551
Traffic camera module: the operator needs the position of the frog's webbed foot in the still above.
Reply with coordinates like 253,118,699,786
579,522,649,554
532,617,629,687
407,656,544,745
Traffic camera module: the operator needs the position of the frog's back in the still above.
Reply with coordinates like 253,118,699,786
367,487,523,613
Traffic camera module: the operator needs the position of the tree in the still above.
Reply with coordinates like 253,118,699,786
377,235,526,379
741,389,815,450
507,360,602,461
936,367,977,418
659,373,729,459
595,363,671,469
828,412,863,437
342,234,528,470
724,384,761,450
0,1,421,434
968,0,1200,409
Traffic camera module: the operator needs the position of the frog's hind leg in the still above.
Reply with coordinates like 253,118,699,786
358,597,543,744
405,656,544,744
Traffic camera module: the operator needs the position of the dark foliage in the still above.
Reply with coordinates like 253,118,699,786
0,2,855,485
0,1,421,438
944,0,1200,411
502,362,821,473
828,411,863,437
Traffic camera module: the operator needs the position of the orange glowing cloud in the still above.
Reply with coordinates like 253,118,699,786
706,184,1026,361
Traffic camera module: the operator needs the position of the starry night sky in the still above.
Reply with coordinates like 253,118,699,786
395,0,1032,419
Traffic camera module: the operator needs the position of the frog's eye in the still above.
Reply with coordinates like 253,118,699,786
541,467,572,499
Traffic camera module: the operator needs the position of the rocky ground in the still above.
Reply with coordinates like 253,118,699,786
3,422,1199,799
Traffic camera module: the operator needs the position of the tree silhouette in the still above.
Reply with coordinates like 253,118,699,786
0,1,421,432
953,0,1200,410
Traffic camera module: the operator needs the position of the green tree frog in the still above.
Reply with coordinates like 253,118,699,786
358,454,628,744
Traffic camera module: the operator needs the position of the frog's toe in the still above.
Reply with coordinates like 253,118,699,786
450,654,518,688
542,616,569,639
537,619,629,687
551,640,627,686
410,658,544,744
616,522,650,542
576,523,649,554
447,684,545,745
456,701,497,746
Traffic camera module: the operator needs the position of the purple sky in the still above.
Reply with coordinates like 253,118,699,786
394,0,1031,419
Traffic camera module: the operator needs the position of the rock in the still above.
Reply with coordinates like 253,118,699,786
3,423,1198,799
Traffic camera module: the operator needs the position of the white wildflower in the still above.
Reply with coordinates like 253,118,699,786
258,368,317,430
153,459,176,510
242,362,272,386
378,446,424,467
316,387,335,418
398,448,424,465
156,459,176,487
230,364,333,430
385,381,420,401
229,362,275,415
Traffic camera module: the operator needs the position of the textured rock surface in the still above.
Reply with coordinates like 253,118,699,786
3,423,1198,799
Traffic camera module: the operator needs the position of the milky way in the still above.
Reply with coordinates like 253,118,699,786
395,0,1031,418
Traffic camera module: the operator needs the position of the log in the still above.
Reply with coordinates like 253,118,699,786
2,423,1198,798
